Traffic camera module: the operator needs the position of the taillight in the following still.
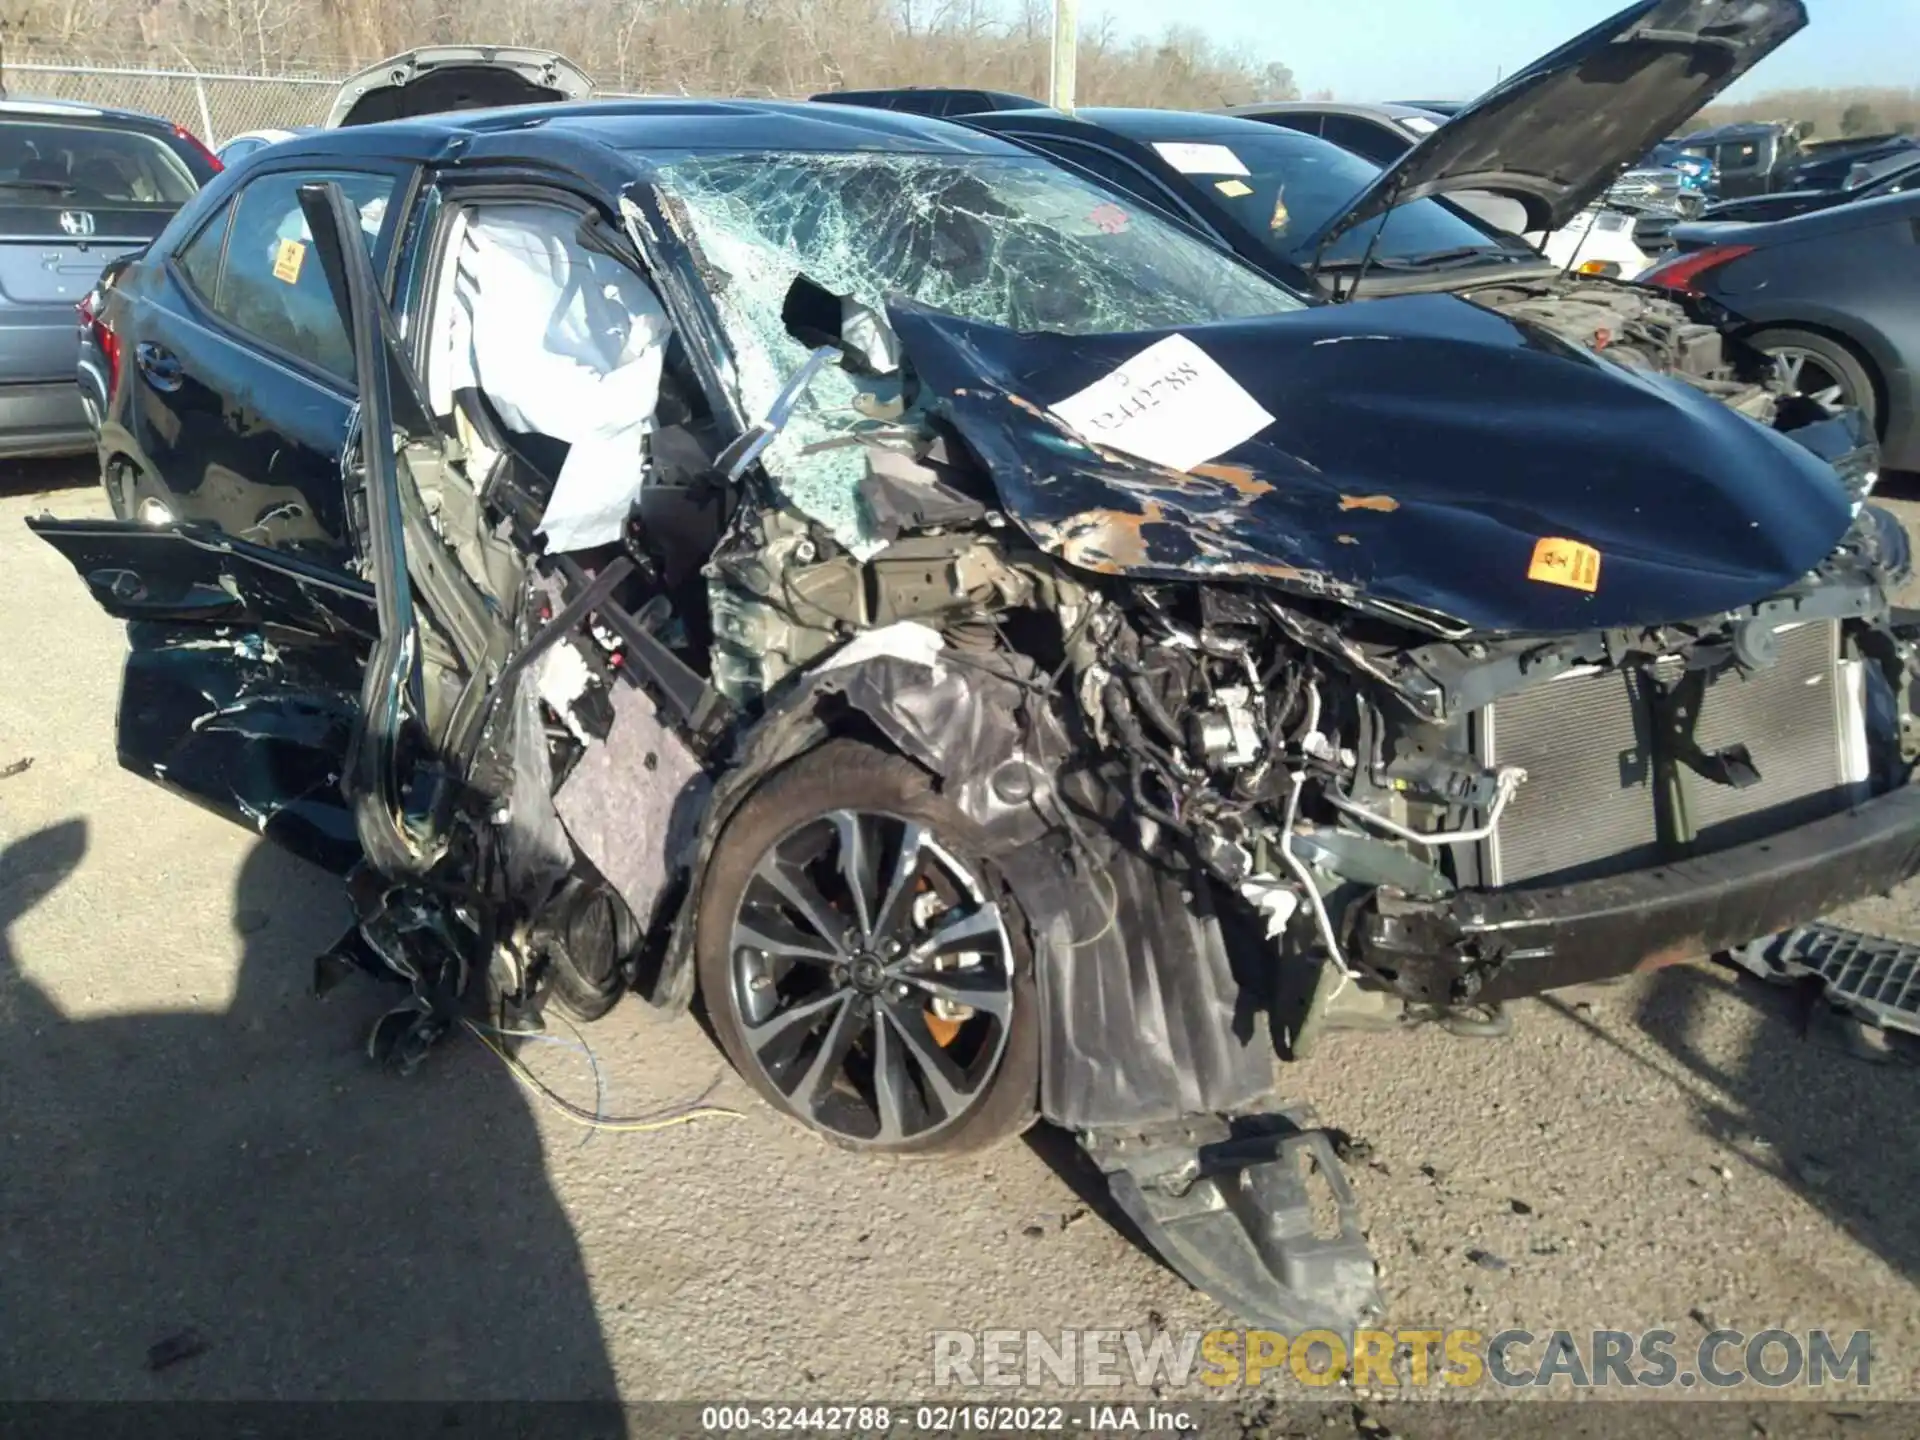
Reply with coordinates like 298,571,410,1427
172,122,224,174
1638,242,1755,294
78,291,123,398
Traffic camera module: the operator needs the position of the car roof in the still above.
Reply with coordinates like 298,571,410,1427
265,96,1028,162
0,96,176,130
810,87,1042,110
1226,100,1440,124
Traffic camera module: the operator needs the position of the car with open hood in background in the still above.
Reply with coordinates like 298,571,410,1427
2,96,220,457
1217,99,1659,275
322,45,593,129
28,83,1920,1335
949,0,1814,432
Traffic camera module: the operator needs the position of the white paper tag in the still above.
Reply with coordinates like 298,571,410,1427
1047,334,1275,474
1152,141,1251,177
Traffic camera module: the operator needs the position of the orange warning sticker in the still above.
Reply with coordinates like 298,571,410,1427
1528,536,1601,592
272,238,306,285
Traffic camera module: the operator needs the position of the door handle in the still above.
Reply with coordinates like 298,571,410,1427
135,342,183,392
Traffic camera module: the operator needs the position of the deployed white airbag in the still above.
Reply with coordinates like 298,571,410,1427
449,205,672,552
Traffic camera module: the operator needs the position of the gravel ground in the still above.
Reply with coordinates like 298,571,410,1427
2,459,1917,1417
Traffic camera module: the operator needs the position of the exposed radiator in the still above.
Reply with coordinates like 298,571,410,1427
1471,621,1869,888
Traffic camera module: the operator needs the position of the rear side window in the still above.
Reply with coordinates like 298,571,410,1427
1321,115,1410,164
175,198,231,298
0,119,199,206
1017,136,1185,220
1260,113,1324,138
179,169,394,384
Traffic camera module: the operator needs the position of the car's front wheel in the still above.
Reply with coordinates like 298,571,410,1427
695,740,1039,1156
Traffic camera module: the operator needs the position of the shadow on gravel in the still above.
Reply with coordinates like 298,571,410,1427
0,824,616,1400
1630,962,1920,1287
0,457,96,501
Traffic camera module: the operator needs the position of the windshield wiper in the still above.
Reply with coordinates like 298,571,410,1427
0,179,76,195
1383,245,1518,267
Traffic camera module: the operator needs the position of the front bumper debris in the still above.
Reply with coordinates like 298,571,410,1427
1727,923,1920,1039
1080,1108,1383,1333
1360,782,1920,1005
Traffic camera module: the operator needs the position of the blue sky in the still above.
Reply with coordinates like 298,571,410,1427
1087,0,1917,101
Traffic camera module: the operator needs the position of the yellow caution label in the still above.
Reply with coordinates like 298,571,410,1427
1528,536,1601,592
272,238,306,285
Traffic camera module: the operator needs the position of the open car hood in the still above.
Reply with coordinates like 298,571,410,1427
325,46,593,128
887,293,1856,637
1305,0,1806,254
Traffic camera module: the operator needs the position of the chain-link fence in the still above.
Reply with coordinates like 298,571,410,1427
5,61,343,148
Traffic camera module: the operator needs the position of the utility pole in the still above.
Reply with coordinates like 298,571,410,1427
1050,0,1077,113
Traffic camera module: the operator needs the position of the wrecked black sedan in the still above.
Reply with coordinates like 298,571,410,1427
31,96,1920,1332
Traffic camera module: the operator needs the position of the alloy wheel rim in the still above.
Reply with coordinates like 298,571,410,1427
1769,347,1853,414
728,809,1014,1145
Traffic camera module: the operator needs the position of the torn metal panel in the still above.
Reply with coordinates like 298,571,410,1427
887,295,1861,635
821,623,1068,851
500,672,574,914
119,621,364,875
554,680,712,939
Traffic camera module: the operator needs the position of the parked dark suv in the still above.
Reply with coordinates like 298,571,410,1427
1,97,220,458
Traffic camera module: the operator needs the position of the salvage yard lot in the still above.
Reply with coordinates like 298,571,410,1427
3,458,1919,1407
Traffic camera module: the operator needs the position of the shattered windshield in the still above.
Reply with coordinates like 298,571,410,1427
645,149,1300,551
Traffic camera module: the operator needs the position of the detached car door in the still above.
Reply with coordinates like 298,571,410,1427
120,161,404,567
25,517,379,873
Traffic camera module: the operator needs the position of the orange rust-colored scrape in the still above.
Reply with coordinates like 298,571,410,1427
1635,938,1708,972
1187,461,1275,498
1046,500,1168,572
1338,493,1400,513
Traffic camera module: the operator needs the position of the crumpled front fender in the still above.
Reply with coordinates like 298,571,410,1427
651,622,1064,1010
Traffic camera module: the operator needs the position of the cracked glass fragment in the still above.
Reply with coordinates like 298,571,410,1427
650,151,1299,552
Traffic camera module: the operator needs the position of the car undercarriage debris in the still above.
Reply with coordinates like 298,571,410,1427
1080,1109,1384,1333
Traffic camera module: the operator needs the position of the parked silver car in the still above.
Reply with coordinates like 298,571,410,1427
2,97,219,457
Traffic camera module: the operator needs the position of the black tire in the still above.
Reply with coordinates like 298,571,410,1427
1747,327,1879,428
540,877,629,1024
695,740,1040,1157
